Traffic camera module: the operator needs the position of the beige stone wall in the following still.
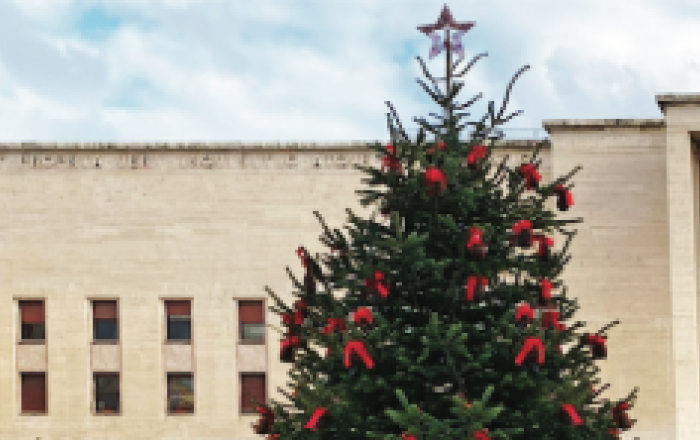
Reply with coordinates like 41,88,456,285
546,122,673,440
0,134,676,439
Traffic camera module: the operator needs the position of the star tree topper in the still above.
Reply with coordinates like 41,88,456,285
417,4,475,62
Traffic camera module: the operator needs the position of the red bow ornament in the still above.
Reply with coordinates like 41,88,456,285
510,220,533,248
561,403,583,426
466,145,488,169
381,144,403,174
532,234,553,260
473,429,491,440
426,141,445,155
515,336,544,366
519,163,541,190
353,307,373,332
322,318,347,335
344,340,375,369
466,227,486,259
541,309,566,331
364,270,389,299
515,303,534,330
254,406,275,434
585,334,607,360
297,247,316,295
613,402,632,430
554,184,574,211
304,407,327,430
424,166,448,197
280,336,299,363
465,275,488,302
401,432,418,440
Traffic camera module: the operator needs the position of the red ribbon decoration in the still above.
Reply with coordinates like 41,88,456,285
424,166,448,197
555,184,574,211
401,433,418,440
466,145,488,168
464,275,488,301
473,429,491,440
532,234,553,257
541,310,565,331
515,303,534,324
364,270,389,299
515,336,544,366
352,307,373,327
613,402,632,430
344,340,375,369
585,334,607,359
280,336,299,363
296,247,309,271
466,227,486,258
510,220,533,248
426,141,445,155
304,407,327,430
539,278,552,305
322,318,347,335
519,163,541,190
561,403,583,426
381,144,403,174
254,406,275,434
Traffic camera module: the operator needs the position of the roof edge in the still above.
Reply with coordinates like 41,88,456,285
543,119,665,134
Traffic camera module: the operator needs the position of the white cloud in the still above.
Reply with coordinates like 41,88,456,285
0,0,698,142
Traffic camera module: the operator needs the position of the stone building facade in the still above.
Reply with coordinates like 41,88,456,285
0,93,697,439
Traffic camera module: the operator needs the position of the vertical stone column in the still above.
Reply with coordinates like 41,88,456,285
657,94,700,439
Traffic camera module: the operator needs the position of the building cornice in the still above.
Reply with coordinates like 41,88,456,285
656,94,700,114
0,139,548,152
543,119,665,134
0,139,549,171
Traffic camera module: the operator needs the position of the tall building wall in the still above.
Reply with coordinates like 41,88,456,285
0,131,679,438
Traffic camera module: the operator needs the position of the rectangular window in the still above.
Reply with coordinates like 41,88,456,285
239,300,265,344
21,373,46,414
19,301,45,341
241,373,266,413
167,373,194,414
93,301,118,341
166,301,191,341
94,373,120,414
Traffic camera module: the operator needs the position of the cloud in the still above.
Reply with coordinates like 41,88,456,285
0,0,698,142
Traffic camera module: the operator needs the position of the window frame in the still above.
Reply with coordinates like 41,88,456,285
92,300,119,343
240,373,266,414
20,372,47,415
167,373,195,415
238,300,265,345
18,300,46,344
93,373,120,415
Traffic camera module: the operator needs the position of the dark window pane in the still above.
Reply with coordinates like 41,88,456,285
241,323,265,342
95,375,120,413
21,323,45,340
168,375,194,413
167,317,191,340
94,319,118,340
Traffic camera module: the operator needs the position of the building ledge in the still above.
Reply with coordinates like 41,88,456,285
656,94,700,114
543,119,665,134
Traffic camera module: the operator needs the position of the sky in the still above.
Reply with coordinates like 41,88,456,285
0,0,698,142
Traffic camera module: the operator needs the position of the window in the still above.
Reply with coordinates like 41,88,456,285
167,373,194,414
21,373,46,414
239,300,265,344
94,374,120,414
93,301,118,341
19,301,45,341
241,373,266,413
165,301,191,341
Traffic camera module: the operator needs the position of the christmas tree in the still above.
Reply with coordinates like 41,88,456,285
254,4,639,439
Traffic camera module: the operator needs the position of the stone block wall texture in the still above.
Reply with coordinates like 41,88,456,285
0,132,677,439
